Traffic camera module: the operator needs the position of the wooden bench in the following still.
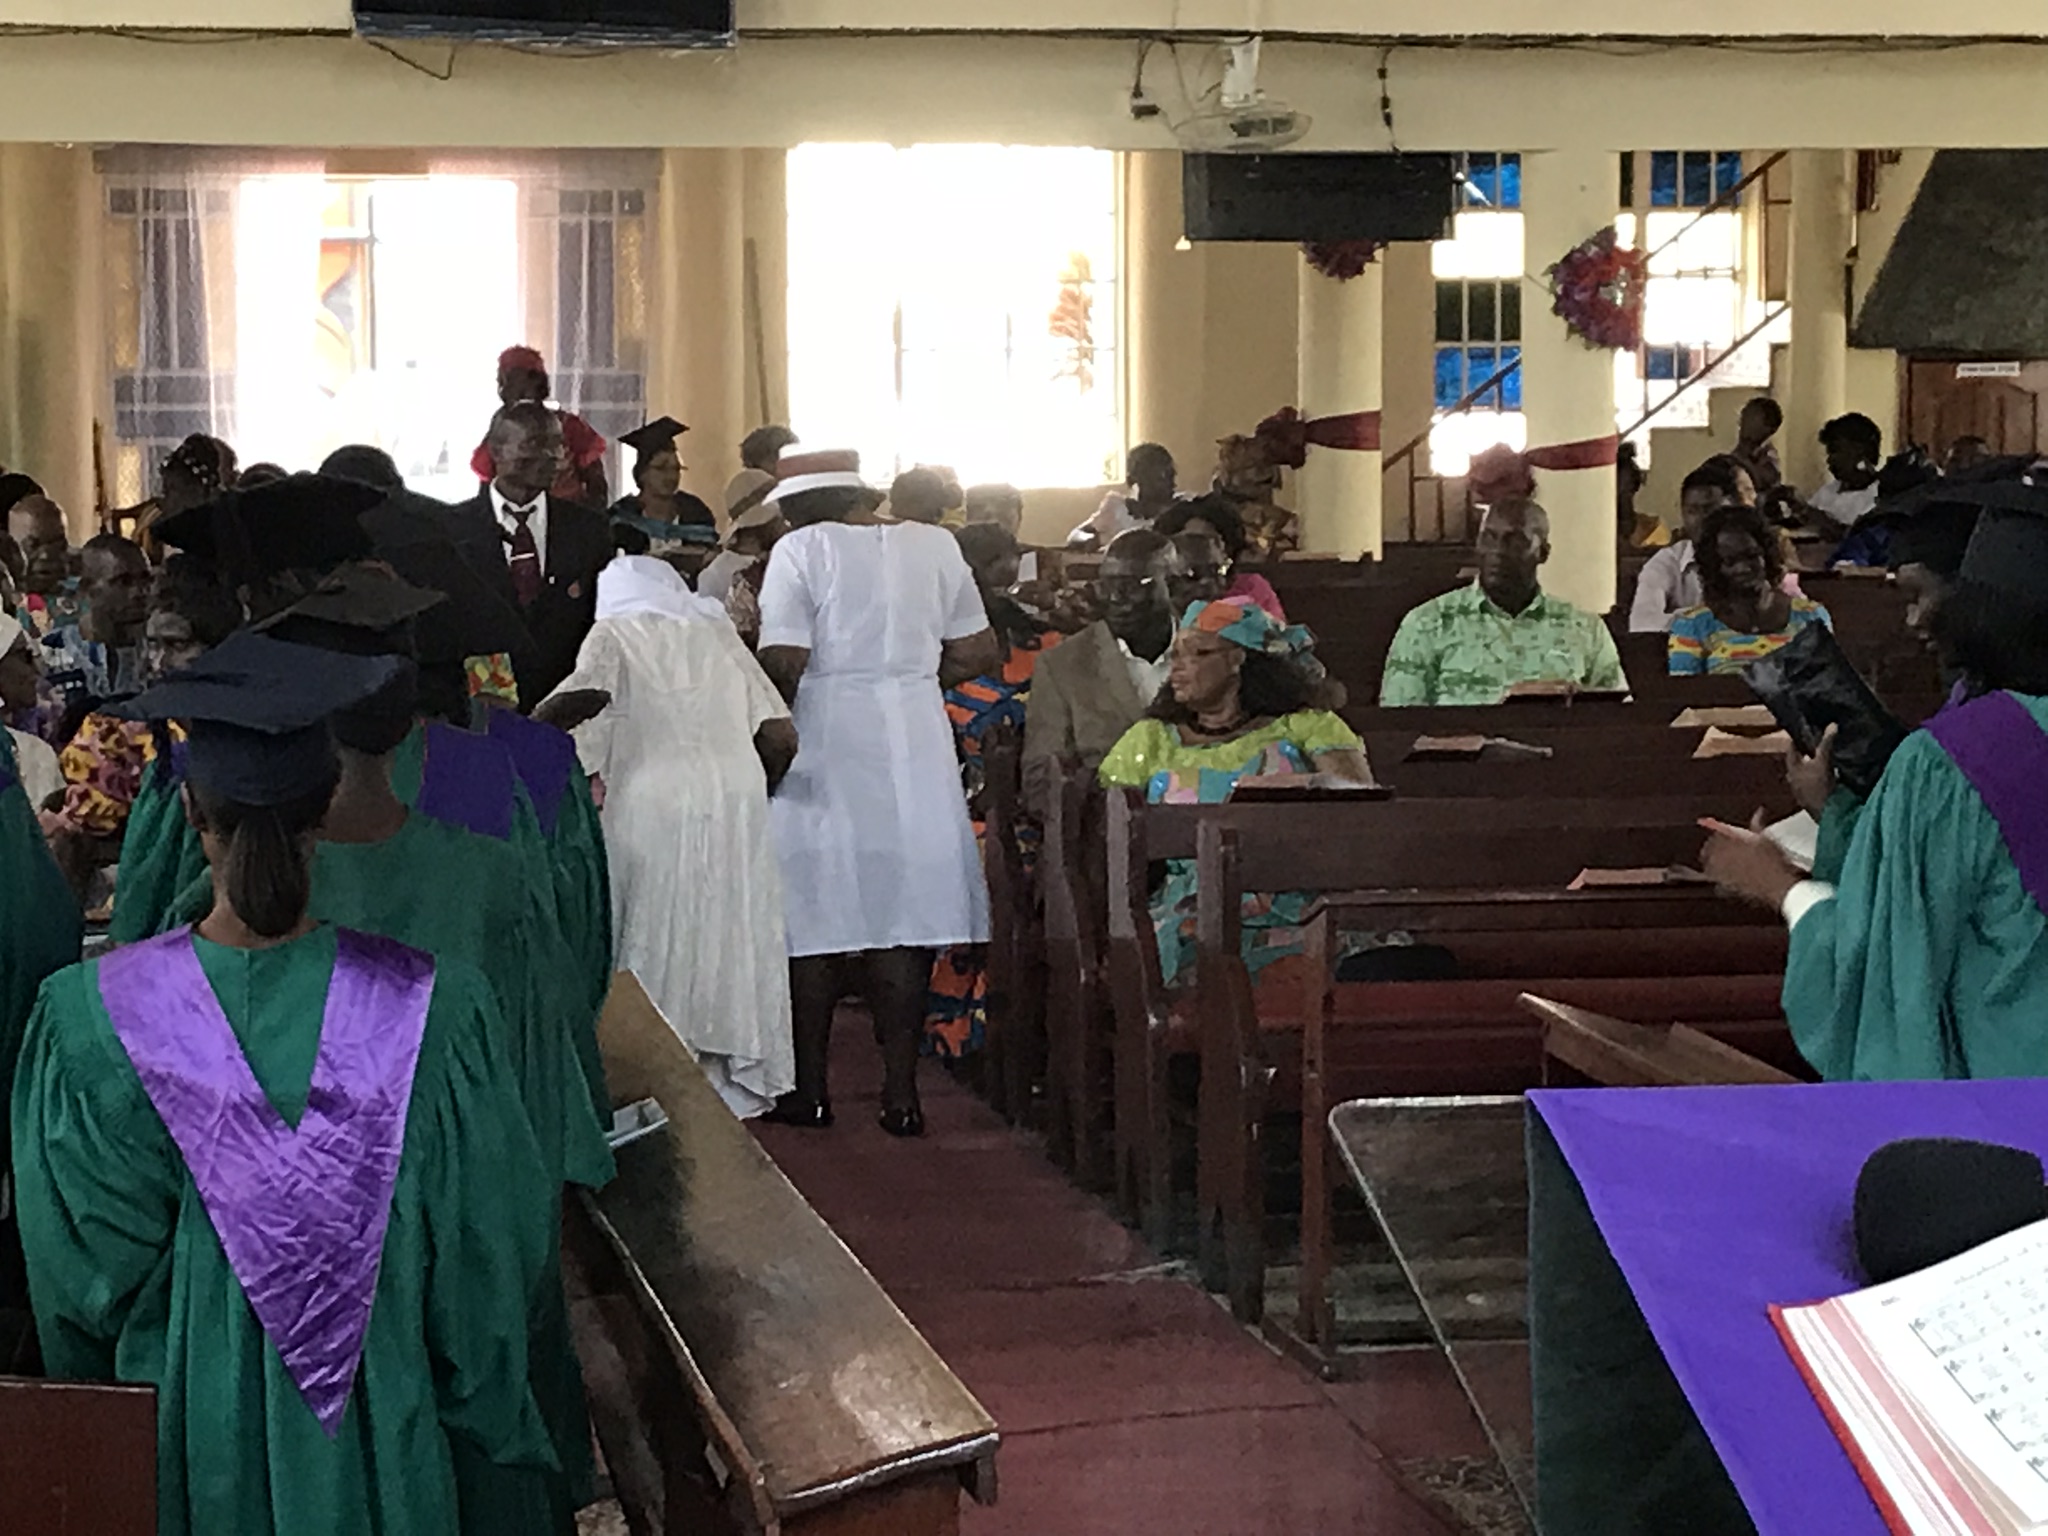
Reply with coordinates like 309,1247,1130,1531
1188,812,1796,1338
567,976,999,1536
978,723,1043,1126
0,1377,155,1535
1523,993,1800,1089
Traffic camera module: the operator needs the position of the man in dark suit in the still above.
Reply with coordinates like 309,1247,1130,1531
444,401,612,710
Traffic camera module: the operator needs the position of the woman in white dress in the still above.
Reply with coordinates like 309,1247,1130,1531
547,555,800,1118
756,452,998,1136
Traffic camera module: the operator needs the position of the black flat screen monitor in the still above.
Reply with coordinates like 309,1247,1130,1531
1184,152,1458,243
355,0,734,45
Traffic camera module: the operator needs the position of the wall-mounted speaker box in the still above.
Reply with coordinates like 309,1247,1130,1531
354,0,734,45
1183,153,1459,243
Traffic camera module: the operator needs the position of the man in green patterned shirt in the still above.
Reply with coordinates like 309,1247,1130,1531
1379,499,1627,706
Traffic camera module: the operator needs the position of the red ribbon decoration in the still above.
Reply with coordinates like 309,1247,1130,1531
1252,406,1384,469
1468,435,1620,507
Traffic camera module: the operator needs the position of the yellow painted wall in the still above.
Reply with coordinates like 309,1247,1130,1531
0,35,2046,149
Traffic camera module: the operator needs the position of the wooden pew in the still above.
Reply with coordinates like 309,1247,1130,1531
0,1378,155,1535
1523,993,1800,1088
1121,793,1795,1332
978,724,1042,1125
567,976,999,1536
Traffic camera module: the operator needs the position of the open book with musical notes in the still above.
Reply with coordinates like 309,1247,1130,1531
1773,1218,2048,1535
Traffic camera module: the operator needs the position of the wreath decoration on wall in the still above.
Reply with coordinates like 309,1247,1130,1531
1300,240,1383,281
1546,226,1648,351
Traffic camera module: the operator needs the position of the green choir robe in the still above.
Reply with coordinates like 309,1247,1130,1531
11,928,562,1536
1783,692,2048,1081
106,749,205,947
0,732,82,1153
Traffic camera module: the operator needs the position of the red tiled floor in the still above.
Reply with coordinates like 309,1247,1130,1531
963,1405,1458,1536
903,1280,1327,1434
750,1015,1491,1534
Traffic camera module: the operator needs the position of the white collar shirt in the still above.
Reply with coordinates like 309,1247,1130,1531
490,482,548,576
1627,539,1704,633
1116,634,1172,708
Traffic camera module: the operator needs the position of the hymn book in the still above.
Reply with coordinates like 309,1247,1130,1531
1773,1217,2048,1535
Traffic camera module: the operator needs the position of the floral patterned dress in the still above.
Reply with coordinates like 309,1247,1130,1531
1096,710,1364,986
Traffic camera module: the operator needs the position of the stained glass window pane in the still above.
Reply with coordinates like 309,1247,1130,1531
1463,153,1499,208
1500,346,1523,409
1714,151,1744,200
1434,346,1465,409
1500,281,1522,342
1497,154,1522,209
1650,151,1680,208
1682,152,1713,209
1467,346,1498,403
1645,345,1677,382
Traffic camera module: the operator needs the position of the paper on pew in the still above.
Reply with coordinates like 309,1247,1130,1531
1694,726,1795,759
1671,704,1779,730
1567,866,1715,890
1406,734,1555,761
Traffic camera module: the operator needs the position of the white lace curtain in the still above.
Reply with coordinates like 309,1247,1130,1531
95,146,656,507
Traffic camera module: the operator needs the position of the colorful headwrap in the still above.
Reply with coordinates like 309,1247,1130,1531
1181,598,1312,657
498,344,546,375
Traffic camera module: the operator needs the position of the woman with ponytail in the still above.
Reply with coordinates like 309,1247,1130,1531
10,631,565,1536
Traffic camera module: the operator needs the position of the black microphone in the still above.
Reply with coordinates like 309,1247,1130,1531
1854,1137,2048,1286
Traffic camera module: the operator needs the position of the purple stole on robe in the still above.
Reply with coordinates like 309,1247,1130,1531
486,708,578,837
1925,690,2048,917
415,721,516,841
96,927,436,1436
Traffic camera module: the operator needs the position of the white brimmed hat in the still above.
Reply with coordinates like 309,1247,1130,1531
763,449,868,505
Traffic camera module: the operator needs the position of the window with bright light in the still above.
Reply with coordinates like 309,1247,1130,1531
786,144,1120,490
1428,156,1526,477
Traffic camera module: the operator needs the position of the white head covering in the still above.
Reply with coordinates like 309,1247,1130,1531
596,554,728,625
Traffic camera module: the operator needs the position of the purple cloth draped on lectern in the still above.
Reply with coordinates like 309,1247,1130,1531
97,927,436,1436
1925,689,2048,917
1529,1079,2048,1535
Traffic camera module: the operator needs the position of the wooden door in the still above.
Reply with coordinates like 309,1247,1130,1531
1905,360,2043,461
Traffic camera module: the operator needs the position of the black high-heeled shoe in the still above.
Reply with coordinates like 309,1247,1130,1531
878,1105,925,1139
763,1094,834,1129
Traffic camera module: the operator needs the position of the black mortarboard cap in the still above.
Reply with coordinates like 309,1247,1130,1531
253,564,446,656
619,417,687,459
114,630,405,806
153,472,381,585
1958,493,2048,603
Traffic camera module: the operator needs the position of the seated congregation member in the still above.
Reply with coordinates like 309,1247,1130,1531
609,416,719,558
1725,394,1785,498
756,451,998,1137
1701,502,2048,1081
5,488,72,640
887,467,952,527
42,557,240,904
13,638,566,1536
964,482,1025,538
1097,598,1371,986
1667,502,1831,676
27,532,151,746
1803,411,1883,531
124,433,237,560
1155,494,1286,619
0,613,60,808
928,524,1065,1057
0,694,79,1145
1213,431,1301,560
1628,464,1731,632
450,401,613,709
1021,527,1187,816
1380,499,1626,706
546,556,797,1119
699,469,782,603
741,422,798,475
1067,442,1178,550
472,344,608,507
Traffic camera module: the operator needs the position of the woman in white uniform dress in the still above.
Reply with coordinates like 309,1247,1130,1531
756,452,998,1136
